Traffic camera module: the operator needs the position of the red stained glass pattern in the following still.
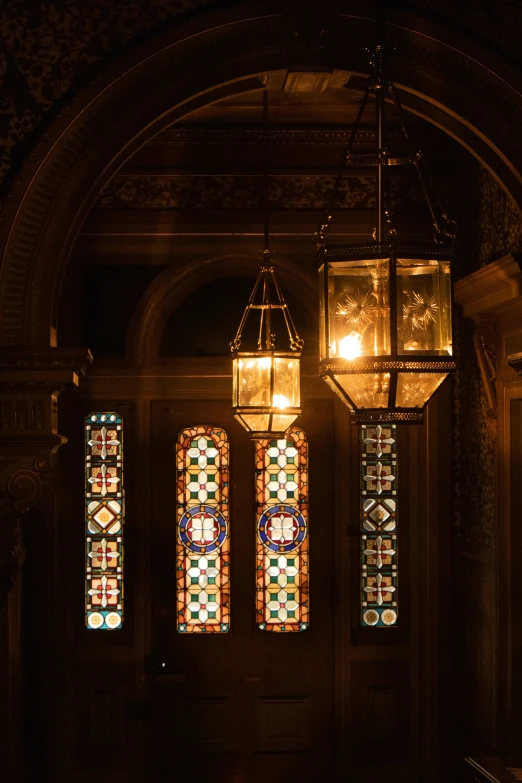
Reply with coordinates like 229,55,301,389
85,413,124,630
360,424,398,627
255,428,309,632
176,426,230,633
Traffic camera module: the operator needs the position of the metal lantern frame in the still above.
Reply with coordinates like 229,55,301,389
230,91,303,440
230,250,303,439
316,42,456,424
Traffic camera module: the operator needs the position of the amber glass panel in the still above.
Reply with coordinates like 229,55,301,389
336,373,390,409
273,357,300,408
255,428,309,632
395,372,448,408
327,259,391,359
396,259,452,355
236,356,271,406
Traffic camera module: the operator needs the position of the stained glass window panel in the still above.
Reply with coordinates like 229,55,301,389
256,428,309,632
85,412,124,630
176,426,230,633
360,424,398,627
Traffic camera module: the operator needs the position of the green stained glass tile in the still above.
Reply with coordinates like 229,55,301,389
270,576,278,584
208,577,216,585
287,610,295,618
287,575,295,583
191,611,199,619
208,612,216,619
270,610,278,618
207,457,215,465
270,559,278,566
287,559,295,566
270,491,277,498
288,593,295,601
270,440,278,447
208,492,216,499
208,560,216,567
191,440,198,448
190,560,199,567
207,440,214,448
191,577,198,585
270,456,277,464
190,457,198,465
287,457,295,464
190,491,198,499
287,490,295,498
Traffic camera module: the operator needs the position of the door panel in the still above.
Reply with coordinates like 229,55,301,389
150,400,335,782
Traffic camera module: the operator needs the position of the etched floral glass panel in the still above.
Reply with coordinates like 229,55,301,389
255,427,309,632
85,412,124,630
176,426,230,633
361,424,398,627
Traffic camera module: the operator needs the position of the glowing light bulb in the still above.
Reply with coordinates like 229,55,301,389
273,394,289,409
259,357,272,369
338,331,363,360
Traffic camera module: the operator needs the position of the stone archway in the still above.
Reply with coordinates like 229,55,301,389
1,3,522,347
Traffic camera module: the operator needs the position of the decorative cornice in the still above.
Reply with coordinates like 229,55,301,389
0,348,92,374
155,128,405,145
454,254,522,321
507,351,522,376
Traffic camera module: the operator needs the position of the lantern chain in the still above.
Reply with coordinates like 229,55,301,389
316,28,457,252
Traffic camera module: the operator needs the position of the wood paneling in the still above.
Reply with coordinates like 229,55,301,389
256,696,310,752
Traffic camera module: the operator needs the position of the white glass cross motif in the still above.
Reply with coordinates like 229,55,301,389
187,436,219,469
363,535,396,569
187,470,218,502
88,575,120,608
88,462,120,496
363,425,395,458
267,513,296,545
363,572,396,605
188,513,218,546
363,461,396,494
88,426,120,460
88,538,121,571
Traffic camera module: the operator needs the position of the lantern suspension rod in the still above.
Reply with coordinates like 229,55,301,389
374,43,385,245
317,83,372,249
387,81,457,243
262,89,271,256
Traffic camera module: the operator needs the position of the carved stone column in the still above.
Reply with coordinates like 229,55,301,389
0,348,92,604
0,348,91,783
454,255,522,772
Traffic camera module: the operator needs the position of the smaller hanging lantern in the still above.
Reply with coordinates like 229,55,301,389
231,251,303,439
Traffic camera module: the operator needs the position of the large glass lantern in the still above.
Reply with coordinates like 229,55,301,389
318,245,455,422
231,253,303,438
316,42,456,423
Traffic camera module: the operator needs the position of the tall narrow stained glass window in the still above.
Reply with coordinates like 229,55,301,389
360,424,398,627
85,412,124,630
176,426,230,633
255,427,309,632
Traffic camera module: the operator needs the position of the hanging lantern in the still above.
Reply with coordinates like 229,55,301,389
231,251,303,439
316,44,456,423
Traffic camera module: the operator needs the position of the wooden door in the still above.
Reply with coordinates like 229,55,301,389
150,399,335,782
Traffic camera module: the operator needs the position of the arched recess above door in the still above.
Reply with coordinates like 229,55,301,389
2,2,522,347
125,255,317,367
